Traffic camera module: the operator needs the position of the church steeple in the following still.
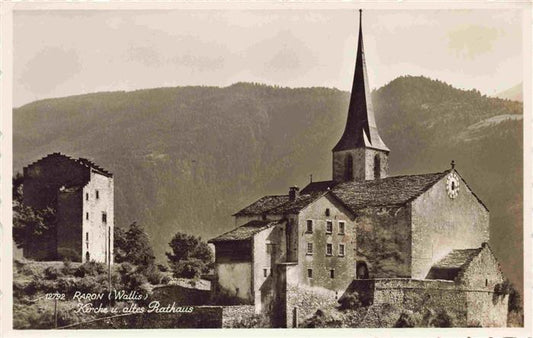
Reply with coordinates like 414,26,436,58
332,10,389,182
333,10,388,153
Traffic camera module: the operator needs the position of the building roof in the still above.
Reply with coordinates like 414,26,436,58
208,220,280,243
333,10,389,153
233,195,290,216
327,171,448,209
24,152,113,177
234,171,448,217
426,247,483,281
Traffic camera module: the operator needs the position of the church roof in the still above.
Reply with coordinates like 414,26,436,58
235,171,449,217
426,247,483,281
208,220,280,243
333,10,389,153
302,171,448,209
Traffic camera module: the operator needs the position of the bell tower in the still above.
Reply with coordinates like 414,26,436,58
332,10,389,182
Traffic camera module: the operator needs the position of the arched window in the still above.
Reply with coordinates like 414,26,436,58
374,154,381,179
344,154,354,181
85,251,90,262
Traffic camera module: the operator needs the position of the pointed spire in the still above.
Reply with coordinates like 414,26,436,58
333,10,389,152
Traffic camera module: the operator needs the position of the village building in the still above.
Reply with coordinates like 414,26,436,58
21,152,114,264
209,10,508,328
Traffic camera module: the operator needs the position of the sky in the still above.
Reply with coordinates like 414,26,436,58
13,9,523,107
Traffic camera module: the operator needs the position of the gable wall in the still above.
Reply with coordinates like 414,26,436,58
411,172,489,279
293,195,356,292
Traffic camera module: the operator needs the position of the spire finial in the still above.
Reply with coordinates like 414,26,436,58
359,9,362,28
451,160,456,169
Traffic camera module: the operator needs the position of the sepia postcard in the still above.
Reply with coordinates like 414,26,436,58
1,1,531,337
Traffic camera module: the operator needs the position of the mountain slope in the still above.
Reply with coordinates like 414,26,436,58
13,76,523,293
495,83,522,102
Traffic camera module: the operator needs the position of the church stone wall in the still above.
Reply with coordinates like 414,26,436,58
411,172,489,279
332,148,388,182
355,205,412,278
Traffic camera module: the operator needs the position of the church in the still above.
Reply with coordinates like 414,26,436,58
209,11,508,327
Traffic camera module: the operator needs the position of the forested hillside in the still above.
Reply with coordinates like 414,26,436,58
13,76,523,292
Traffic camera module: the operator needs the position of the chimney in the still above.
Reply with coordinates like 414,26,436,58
289,186,300,201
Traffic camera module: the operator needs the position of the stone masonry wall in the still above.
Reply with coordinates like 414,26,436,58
459,244,508,327
355,206,411,278
221,305,256,328
57,189,83,261
22,154,91,260
371,279,468,326
286,283,338,328
332,148,388,182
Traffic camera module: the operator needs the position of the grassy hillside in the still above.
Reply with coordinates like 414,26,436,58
13,76,523,293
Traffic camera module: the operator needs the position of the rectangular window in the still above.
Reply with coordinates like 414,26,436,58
339,244,345,257
339,221,345,234
264,268,268,277
306,220,313,233
86,232,89,241
330,269,335,278
102,212,107,223
96,190,99,199
326,221,333,234
307,269,313,278
85,193,89,201
307,242,313,255
86,212,89,220
326,243,333,256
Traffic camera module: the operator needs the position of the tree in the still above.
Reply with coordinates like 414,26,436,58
166,232,213,278
114,222,155,267
12,173,57,250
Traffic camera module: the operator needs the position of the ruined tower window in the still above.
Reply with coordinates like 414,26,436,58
344,154,354,181
264,269,268,277
325,208,330,216
339,221,345,235
86,232,89,249
96,190,100,199
339,244,345,256
374,154,381,179
86,212,89,220
307,269,313,278
307,243,313,255
485,279,488,287
306,220,313,233
326,221,333,234
86,193,89,201
330,269,335,278
326,243,333,256
102,212,107,223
